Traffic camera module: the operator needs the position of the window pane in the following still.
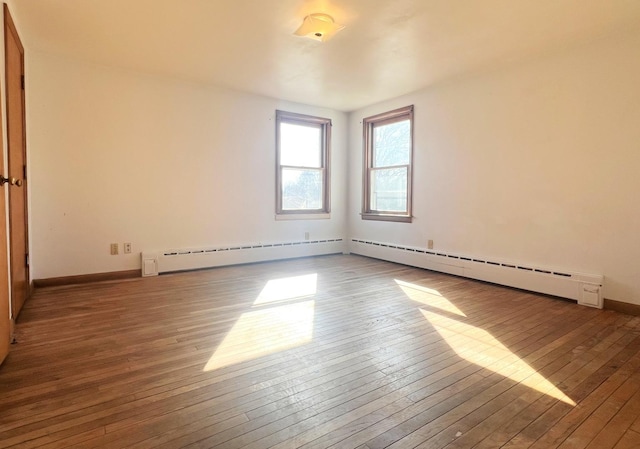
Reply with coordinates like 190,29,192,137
373,120,410,167
370,167,407,212
282,168,323,210
280,122,321,167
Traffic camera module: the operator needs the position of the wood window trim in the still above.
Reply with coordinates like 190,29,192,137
362,105,414,223
276,110,331,217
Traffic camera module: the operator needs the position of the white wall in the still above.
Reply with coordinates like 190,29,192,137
348,29,640,305
23,24,640,306
27,52,348,279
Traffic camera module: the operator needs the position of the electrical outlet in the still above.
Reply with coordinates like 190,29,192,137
427,240,434,250
304,232,310,240
123,242,132,254
110,243,119,255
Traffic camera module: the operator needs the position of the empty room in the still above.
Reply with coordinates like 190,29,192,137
1,1,640,448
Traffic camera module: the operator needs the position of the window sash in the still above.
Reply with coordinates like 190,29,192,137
280,167,325,211
372,119,411,168
369,165,409,214
280,122,323,168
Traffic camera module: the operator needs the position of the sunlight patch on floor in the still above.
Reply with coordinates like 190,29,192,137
420,308,575,406
396,279,575,406
204,274,317,371
255,274,317,305
395,279,466,317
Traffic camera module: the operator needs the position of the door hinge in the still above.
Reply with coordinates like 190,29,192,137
25,253,29,267
21,74,25,90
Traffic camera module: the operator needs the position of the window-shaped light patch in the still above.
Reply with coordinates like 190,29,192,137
255,274,317,305
204,274,318,371
395,279,466,317
396,279,575,406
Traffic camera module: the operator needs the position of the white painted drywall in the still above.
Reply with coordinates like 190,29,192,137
27,52,347,279
348,29,640,305
23,25,640,306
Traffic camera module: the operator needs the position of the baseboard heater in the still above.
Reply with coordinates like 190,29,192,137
350,238,604,309
142,238,345,276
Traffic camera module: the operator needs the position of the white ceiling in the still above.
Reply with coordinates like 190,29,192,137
10,0,640,111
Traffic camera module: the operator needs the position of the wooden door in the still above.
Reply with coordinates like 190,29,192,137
0,7,12,366
4,5,29,320
0,157,9,366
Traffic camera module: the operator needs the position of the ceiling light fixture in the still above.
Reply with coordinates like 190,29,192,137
294,13,344,42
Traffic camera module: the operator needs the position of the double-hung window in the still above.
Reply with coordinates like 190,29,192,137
362,105,414,222
276,110,331,216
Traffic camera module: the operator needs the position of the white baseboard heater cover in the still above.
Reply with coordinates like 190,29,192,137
142,253,159,277
141,238,345,276
350,238,604,309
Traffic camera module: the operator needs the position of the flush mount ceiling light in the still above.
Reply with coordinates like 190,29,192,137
294,13,344,42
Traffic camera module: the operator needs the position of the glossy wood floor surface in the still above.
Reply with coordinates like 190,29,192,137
2,254,640,448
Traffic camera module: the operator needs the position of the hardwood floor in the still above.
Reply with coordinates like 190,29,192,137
1,254,640,448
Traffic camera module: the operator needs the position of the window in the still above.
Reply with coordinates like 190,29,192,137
362,105,414,222
276,111,331,216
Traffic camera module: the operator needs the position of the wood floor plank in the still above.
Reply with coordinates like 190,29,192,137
361,310,619,449
422,323,637,449
504,334,640,448
447,322,636,449
613,429,640,449
561,369,640,449
1,254,640,449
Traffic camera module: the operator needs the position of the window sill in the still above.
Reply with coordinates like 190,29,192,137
275,213,331,221
361,213,412,223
